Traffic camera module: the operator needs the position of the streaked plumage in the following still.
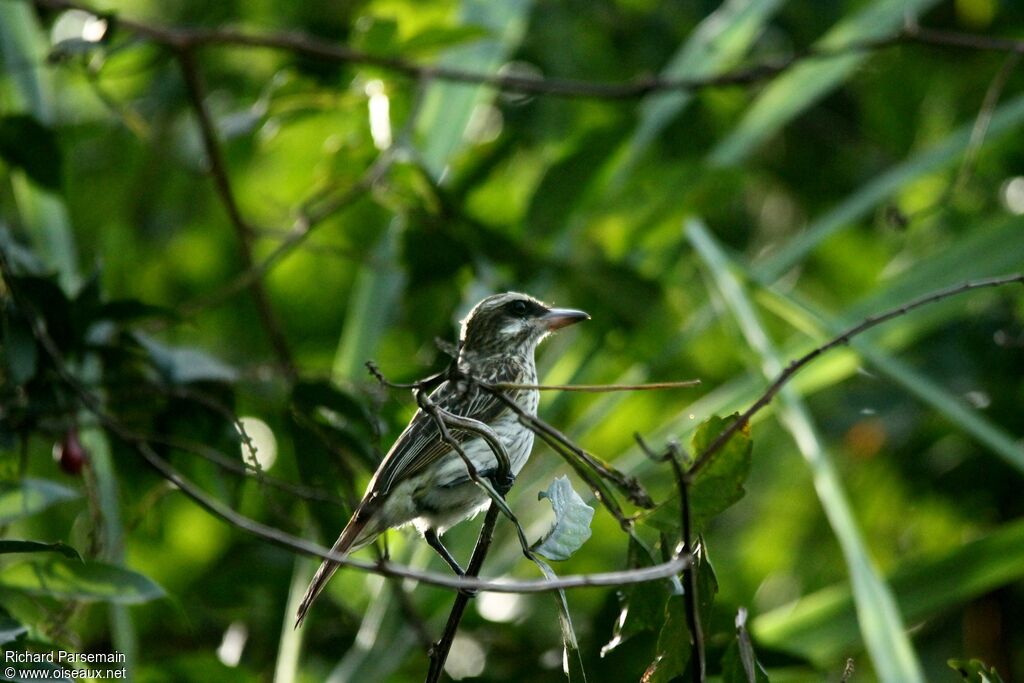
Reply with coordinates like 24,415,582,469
295,292,588,626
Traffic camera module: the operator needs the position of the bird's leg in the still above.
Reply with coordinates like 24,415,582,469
423,529,478,597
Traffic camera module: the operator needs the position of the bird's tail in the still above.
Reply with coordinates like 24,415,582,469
295,513,374,628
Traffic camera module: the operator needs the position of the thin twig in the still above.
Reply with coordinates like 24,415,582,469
490,379,701,392
25,0,1024,101
636,435,704,682
175,47,296,378
687,274,1024,477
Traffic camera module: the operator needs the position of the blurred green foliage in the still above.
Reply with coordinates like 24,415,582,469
2,0,1024,681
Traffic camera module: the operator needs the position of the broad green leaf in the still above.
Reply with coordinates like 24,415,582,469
0,540,81,561
0,479,78,524
601,538,672,655
136,333,238,384
689,219,924,683
641,595,691,683
0,114,61,190
533,475,595,561
754,518,1024,665
710,0,941,166
642,414,753,534
0,559,164,604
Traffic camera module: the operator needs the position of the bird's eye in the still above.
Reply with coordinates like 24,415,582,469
510,300,529,316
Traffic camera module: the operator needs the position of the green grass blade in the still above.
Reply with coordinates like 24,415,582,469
758,93,1024,280
755,283,1024,474
614,0,785,180
687,219,925,683
415,0,534,178
753,518,1024,664
709,0,940,167
0,2,79,290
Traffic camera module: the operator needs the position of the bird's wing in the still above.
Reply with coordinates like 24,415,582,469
371,381,508,494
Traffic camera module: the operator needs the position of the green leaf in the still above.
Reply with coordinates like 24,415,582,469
0,559,164,604
0,540,81,561
136,333,238,384
601,537,672,655
642,414,753,534
0,479,79,524
0,606,28,646
533,557,588,682
619,0,784,177
399,25,491,55
533,475,595,561
722,609,770,683
757,93,1024,281
754,518,1024,666
709,0,941,166
688,220,924,683
0,114,62,190
948,659,1006,683
641,595,691,683
2,313,37,384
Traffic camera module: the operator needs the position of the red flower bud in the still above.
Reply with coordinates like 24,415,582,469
55,427,89,476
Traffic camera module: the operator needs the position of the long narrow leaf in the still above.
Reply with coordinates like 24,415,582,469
687,219,925,683
709,0,941,166
754,518,1024,664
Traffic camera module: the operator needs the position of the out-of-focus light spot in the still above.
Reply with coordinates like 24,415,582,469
52,10,108,45
1001,176,1024,215
965,390,991,410
539,648,562,670
365,80,392,150
464,103,503,145
753,572,801,612
216,621,248,667
956,0,996,28
476,592,524,623
238,417,277,471
444,635,486,680
860,407,876,415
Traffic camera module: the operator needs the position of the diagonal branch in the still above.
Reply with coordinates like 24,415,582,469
687,273,1024,477
175,47,296,378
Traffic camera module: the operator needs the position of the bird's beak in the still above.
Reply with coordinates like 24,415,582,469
540,307,590,331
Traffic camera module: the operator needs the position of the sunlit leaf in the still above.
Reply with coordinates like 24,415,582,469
533,475,595,561
533,557,588,682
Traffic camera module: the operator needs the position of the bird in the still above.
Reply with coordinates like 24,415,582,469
295,291,589,627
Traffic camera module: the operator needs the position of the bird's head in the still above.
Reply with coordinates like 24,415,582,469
458,292,589,360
